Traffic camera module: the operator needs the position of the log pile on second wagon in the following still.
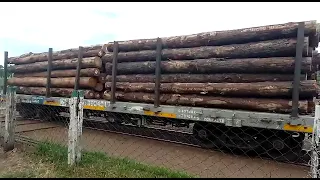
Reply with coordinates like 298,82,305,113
7,20,320,115
7,45,106,99
100,20,320,114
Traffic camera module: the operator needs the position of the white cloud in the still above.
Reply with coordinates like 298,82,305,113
0,2,320,63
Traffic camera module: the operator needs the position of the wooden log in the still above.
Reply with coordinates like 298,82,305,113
103,38,310,63
104,38,310,63
309,33,320,48
105,81,318,99
9,57,102,73
106,21,318,52
103,91,312,114
16,87,95,99
94,92,103,99
94,83,104,92
312,52,320,65
14,68,100,78
8,45,102,65
311,51,320,71
105,57,312,75
98,44,108,57
98,73,107,83
8,77,97,88
105,74,306,83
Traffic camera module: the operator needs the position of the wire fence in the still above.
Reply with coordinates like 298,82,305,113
0,90,318,178
1,21,319,177
15,101,70,146
80,105,317,178
0,94,6,140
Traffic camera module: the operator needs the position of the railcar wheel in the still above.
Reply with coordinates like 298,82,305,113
264,131,304,162
193,122,219,149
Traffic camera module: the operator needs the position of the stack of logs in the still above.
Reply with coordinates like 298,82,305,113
99,20,320,114
6,20,320,114
7,45,106,99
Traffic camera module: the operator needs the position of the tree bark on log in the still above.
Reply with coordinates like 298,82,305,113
8,77,97,88
106,21,318,52
16,87,95,99
105,74,306,83
14,68,100,78
8,45,102,65
9,57,102,73
102,38,310,63
94,83,104,92
103,91,312,114
105,57,312,75
105,81,318,99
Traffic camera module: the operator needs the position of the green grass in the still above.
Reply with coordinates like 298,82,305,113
1,170,37,178
4,142,194,178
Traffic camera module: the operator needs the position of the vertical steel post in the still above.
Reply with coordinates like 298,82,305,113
74,46,83,91
3,51,8,95
46,48,53,97
111,41,119,104
154,38,162,108
291,22,305,118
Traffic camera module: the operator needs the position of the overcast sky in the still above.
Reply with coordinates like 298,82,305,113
0,2,319,65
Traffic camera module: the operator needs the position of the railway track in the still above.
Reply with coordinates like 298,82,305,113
82,117,312,166
16,112,311,167
13,117,311,178
12,112,312,168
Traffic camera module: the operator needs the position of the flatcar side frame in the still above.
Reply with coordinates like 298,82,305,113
16,94,314,133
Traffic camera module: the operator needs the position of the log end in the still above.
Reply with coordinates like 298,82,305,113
308,100,315,114
97,50,104,58
85,90,95,99
106,43,114,52
98,73,107,83
94,69,100,76
316,23,320,35
309,33,319,48
102,44,108,53
94,92,102,99
87,77,98,88
103,90,111,100
97,44,108,57
94,83,104,92
94,57,103,69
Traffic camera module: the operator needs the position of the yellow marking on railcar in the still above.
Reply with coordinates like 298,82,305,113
43,101,60,106
144,111,177,118
83,105,105,111
283,124,313,133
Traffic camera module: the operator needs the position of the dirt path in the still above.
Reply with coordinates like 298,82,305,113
0,147,26,175
0,145,38,177
12,120,311,178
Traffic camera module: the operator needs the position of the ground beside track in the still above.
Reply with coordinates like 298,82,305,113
1,119,311,178
0,142,191,178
